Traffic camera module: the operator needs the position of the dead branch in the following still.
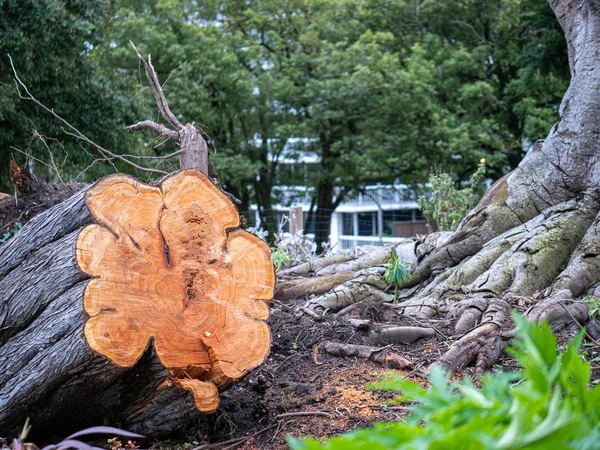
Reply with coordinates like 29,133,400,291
128,120,179,139
130,41,183,129
275,411,332,419
8,54,171,176
128,42,214,178
319,341,412,369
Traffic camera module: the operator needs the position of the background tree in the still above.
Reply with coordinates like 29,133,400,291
0,0,141,190
1,0,570,244
300,0,600,375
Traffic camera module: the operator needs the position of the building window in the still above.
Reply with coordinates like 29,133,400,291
358,212,376,236
382,209,425,235
342,213,353,235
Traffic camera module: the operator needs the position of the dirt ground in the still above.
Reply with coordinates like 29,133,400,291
168,302,599,450
3,184,600,450
177,306,440,450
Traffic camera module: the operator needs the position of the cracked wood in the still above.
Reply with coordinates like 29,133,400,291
76,170,275,412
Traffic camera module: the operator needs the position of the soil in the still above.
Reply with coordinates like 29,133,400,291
0,181,86,234
176,305,598,450
146,305,432,450
3,184,600,450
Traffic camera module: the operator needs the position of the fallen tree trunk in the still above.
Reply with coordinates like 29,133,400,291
0,170,274,439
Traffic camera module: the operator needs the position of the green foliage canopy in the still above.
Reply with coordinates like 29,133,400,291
0,0,141,190
0,0,569,240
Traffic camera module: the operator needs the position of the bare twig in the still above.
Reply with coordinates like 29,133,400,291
191,423,278,450
120,149,184,160
61,130,167,175
275,411,332,419
270,420,294,444
8,53,168,176
299,306,325,321
162,60,187,88
129,42,183,129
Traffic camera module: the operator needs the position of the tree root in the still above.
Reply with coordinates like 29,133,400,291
526,291,589,332
346,318,372,329
317,244,411,276
275,273,356,300
305,267,391,312
278,254,353,276
318,341,412,369
363,326,436,345
291,199,600,375
434,299,509,373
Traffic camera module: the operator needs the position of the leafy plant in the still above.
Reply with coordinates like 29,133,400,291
108,437,140,450
584,295,600,320
383,253,412,303
272,247,293,271
289,313,600,449
0,221,22,244
280,392,293,410
418,163,486,231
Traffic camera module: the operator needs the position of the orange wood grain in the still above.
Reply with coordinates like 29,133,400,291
76,170,274,412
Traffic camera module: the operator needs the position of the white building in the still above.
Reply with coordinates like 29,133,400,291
249,139,428,249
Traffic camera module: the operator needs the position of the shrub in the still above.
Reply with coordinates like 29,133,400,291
418,163,486,231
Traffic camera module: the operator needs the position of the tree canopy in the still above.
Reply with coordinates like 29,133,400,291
0,0,141,191
0,0,568,238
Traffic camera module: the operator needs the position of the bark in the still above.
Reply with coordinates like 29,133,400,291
305,267,392,312
129,45,212,178
278,254,353,277
254,170,276,237
363,326,436,345
316,244,412,276
275,273,356,300
0,170,274,439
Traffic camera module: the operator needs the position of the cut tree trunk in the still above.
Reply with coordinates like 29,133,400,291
0,169,274,439
296,0,600,374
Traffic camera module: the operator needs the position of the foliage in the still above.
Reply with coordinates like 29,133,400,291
383,252,412,303
418,163,486,231
0,0,142,190
1,0,569,239
108,437,140,450
584,296,600,320
289,314,600,449
94,0,569,242
272,247,293,272
0,222,22,244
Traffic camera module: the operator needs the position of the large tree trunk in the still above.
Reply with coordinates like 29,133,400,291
297,0,600,373
0,170,274,440
0,44,276,441
398,0,600,370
